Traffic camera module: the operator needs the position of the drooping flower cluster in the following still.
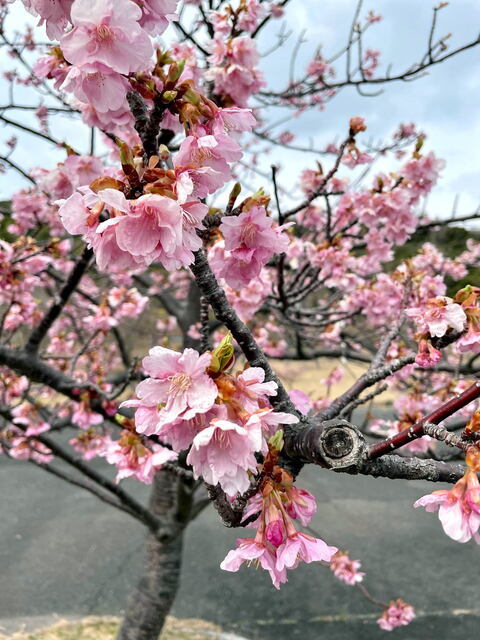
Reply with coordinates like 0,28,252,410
221,462,337,588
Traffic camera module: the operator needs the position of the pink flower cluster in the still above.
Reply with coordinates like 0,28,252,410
376,599,416,631
173,107,255,199
5,431,53,464
207,36,265,106
27,0,177,133
406,296,466,339
104,429,177,484
210,206,291,289
59,188,207,272
57,106,256,273
329,551,365,585
123,343,298,497
222,479,337,588
407,287,480,367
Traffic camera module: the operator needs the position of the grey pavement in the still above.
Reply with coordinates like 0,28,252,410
1,449,480,640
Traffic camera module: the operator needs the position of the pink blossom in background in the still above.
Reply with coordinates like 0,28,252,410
377,599,416,631
415,339,443,368
269,2,285,18
107,287,148,319
11,402,50,436
237,0,264,32
71,400,103,429
83,303,118,331
456,327,480,354
206,36,265,106
218,206,291,288
330,551,365,585
8,435,53,464
135,0,178,35
69,429,109,460
225,270,272,322
402,152,445,201
288,389,313,415
104,431,177,484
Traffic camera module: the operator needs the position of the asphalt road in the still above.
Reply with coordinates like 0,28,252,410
1,451,480,639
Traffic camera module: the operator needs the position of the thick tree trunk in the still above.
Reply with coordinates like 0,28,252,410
117,286,203,640
116,469,192,640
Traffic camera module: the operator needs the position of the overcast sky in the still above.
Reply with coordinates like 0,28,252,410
1,0,479,220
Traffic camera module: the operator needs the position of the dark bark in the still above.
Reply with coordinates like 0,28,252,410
116,469,191,640
116,316,202,640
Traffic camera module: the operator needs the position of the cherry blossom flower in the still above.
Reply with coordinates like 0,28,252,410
232,366,278,413
60,63,129,113
414,470,480,543
97,194,185,268
237,0,264,32
276,532,337,571
69,429,109,460
8,435,53,464
406,296,467,338
22,0,74,39
135,0,178,36
288,389,313,415
330,551,365,585
415,339,443,368
123,346,218,432
208,107,256,137
284,486,317,526
220,538,287,589
217,206,291,288
377,599,416,631
186,418,261,497
104,431,177,484
60,0,153,74
173,131,241,197
250,408,299,442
